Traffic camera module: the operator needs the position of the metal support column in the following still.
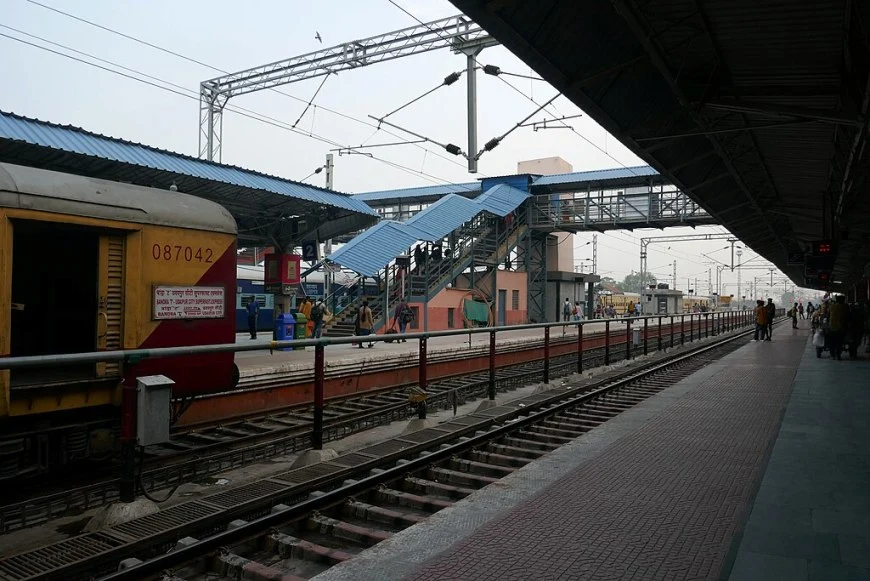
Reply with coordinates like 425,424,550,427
312,344,325,450
418,337,428,419
605,320,611,365
543,327,551,383
577,323,583,374
119,376,137,503
488,330,496,400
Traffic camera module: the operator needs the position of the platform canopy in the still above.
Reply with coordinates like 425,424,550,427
449,1,870,289
0,111,378,248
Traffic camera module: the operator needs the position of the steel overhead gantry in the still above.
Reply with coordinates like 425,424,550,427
199,15,498,169
638,233,736,313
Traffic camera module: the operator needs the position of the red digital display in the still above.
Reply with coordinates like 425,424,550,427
812,241,833,256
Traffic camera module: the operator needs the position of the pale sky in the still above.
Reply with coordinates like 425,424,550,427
0,0,818,302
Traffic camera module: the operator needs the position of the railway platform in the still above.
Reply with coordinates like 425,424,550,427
311,321,870,581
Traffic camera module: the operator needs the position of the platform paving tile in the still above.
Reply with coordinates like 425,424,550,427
396,333,806,581
728,338,870,581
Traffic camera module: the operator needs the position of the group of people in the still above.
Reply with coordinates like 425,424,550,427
562,298,585,321
752,298,777,341
809,296,868,360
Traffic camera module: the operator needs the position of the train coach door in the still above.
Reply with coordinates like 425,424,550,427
96,235,125,378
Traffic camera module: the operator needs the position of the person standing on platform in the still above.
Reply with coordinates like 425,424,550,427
798,302,805,319
310,298,330,339
791,302,799,328
357,300,374,348
563,298,572,322
765,298,776,340
393,298,412,341
753,300,768,341
827,295,848,360
246,296,259,340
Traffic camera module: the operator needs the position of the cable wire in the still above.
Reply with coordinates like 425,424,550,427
0,28,474,189
22,0,478,175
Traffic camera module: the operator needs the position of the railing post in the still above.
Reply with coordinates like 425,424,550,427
119,372,137,503
681,315,686,345
670,315,675,348
625,319,631,360
706,313,710,338
543,326,551,384
657,316,663,351
488,330,496,400
577,323,583,374
643,317,649,356
312,343,325,450
605,320,611,365
418,336,428,419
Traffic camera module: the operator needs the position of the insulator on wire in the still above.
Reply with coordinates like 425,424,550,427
483,138,501,151
483,64,501,76
444,71,461,86
445,143,462,156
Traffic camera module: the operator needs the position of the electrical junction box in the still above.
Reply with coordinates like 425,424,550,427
136,375,174,447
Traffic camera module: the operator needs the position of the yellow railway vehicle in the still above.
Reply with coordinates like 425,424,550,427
0,163,238,479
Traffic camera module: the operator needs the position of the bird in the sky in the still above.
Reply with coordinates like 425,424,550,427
315,32,322,43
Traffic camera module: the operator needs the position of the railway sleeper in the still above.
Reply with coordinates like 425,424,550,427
306,513,391,547
343,499,426,528
426,466,498,488
540,417,593,432
584,402,631,413
401,476,475,500
501,435,562,451
516,429,574,445
484,442,546,460
575,409,617,421
526,424,584,439
217,551,306,581
467,449,531,468
375,485,454,511
448,457,515,478
266,532,353,565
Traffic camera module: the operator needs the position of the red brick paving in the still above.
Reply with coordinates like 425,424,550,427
406,334,806,581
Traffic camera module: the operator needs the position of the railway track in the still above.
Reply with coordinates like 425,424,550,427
1,333,621,534
0,322,761,581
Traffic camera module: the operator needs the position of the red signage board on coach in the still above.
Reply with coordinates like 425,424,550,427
264,253,301,285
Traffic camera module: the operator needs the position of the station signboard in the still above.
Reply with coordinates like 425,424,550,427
153,285,225,320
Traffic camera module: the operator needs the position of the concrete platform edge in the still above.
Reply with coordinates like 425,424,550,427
310,335,749,581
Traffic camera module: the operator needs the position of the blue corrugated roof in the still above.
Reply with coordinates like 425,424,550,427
405,194,481,240
531,165,658,188
328,184,530,276
474,184,530,217
326,221,421,277
352,181,481,202
0,110,377,217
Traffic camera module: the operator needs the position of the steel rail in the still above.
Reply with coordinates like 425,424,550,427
86,324,758,581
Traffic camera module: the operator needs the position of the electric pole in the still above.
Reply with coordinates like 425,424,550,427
592,234,598,274
673,261,677,290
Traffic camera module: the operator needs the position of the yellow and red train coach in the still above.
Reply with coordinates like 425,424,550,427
0,162,238,477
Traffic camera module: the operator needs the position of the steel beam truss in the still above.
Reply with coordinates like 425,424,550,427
199,15,494,162
519,225,549,324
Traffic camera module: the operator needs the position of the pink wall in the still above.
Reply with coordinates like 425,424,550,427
392,271,528,332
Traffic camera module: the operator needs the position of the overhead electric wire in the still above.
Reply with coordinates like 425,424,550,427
21,0,479,178
0,28,473,188
385,0,645,175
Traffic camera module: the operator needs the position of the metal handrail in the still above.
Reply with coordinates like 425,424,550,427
0,312,771,370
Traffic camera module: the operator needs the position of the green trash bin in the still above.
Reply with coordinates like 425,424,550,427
294,313,308,349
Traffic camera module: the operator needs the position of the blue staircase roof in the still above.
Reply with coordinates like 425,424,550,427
328,184,530,277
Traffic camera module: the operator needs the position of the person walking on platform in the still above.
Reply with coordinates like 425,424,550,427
357,300,374,348
753,300,768,342
791,302,799,328
393,298,412,341
798,302,805,319
563,298,572,322
765,298,776,340
827,295,849,360
246,296,259,340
